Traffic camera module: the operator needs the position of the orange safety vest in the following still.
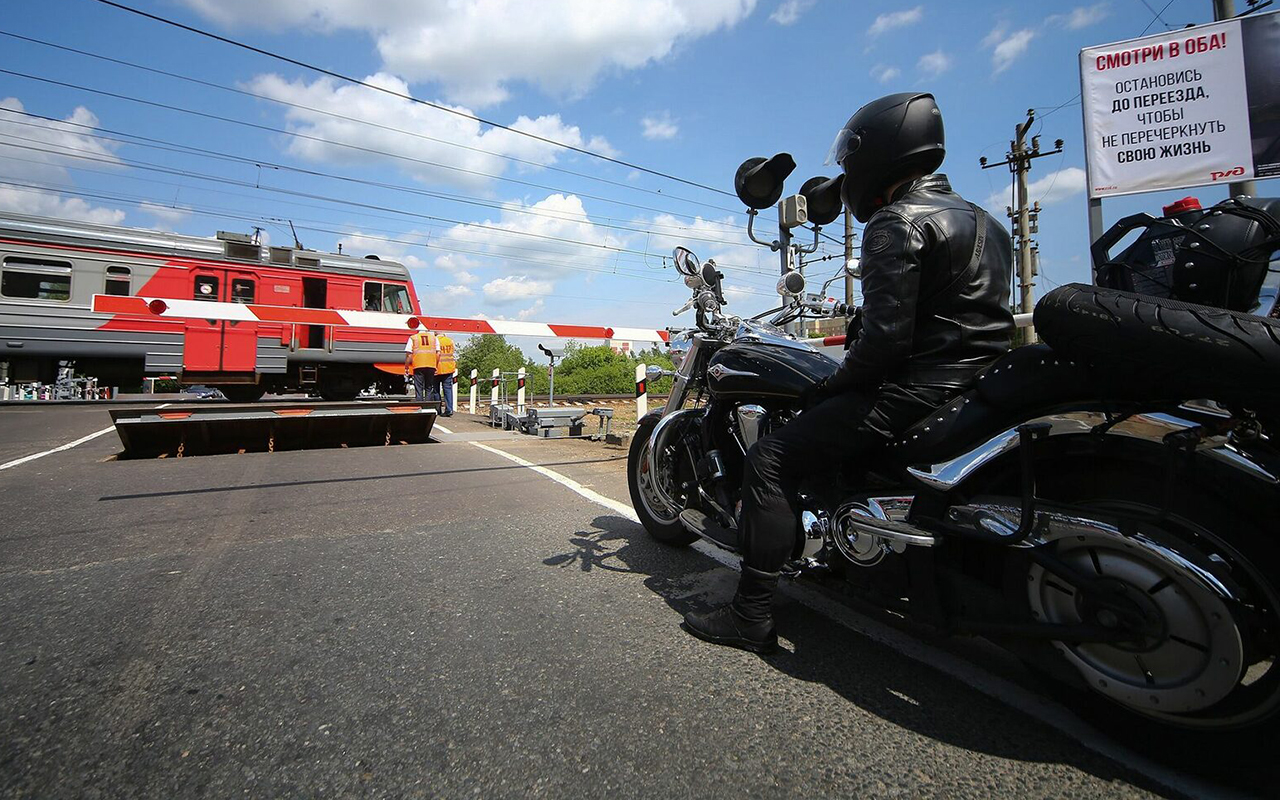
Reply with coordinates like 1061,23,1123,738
436,335,456,374
409,332,438,370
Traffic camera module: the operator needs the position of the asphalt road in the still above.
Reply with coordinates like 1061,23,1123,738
0,404,1258,798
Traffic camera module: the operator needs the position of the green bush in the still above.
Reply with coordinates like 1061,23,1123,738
454,336,675,398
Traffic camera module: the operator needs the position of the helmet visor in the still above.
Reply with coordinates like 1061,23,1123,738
824,127,860,167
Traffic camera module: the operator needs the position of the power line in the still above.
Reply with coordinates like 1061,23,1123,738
90,0,737,198
0,28,745,221
0,140,782,285
0,67,749,225
0,178,784,300
0,107,761,248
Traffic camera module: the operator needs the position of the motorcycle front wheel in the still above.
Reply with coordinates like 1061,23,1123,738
628,414,696,546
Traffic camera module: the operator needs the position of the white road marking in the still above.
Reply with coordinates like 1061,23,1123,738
467,439,1232,800
0,427,116,471
433,422,453,435
0,401,171,472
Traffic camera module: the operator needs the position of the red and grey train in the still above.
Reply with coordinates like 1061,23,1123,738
0,211,421,401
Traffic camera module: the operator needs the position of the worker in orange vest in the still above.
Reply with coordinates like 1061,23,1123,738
404,330,438,400
433,331,457,416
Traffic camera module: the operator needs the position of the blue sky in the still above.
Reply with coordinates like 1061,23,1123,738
0,0,1262,345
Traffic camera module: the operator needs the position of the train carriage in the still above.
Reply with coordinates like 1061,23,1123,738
0,211,420,401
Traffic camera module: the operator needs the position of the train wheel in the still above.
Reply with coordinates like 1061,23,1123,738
220,385,266,403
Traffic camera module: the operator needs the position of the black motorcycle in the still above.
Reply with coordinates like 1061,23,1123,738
627,242,1280,746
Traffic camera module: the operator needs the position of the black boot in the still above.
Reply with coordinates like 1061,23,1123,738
682,565,780,654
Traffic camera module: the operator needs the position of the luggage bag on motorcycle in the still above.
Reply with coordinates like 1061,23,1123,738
1033,283,1280,407
1091,196,1280,314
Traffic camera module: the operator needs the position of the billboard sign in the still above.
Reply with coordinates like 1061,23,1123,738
1081,10,1280,198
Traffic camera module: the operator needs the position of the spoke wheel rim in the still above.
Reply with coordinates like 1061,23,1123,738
636,438,680,525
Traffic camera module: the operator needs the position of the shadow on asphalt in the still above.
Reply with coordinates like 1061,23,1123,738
96,456,628,502
544,514,1179,798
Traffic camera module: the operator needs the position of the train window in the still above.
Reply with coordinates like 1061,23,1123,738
193,275,219,301
231,278,255,304
363,281,412,313
383,284,411,314
105,266,131,296
1,256,72,301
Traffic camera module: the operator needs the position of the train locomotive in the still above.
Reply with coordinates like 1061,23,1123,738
0,211,422,401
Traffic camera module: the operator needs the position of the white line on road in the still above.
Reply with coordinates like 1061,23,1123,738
0,427,116,471
0,401,172,472
467,439,1232,800
433,422,453,435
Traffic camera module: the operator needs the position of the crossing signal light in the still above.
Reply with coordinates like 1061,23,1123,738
799,174,845,226
734,153,796,210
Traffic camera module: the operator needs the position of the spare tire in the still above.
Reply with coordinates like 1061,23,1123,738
1034,283,1280,405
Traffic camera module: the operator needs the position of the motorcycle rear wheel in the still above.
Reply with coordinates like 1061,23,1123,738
1028,459,1280,754
628,414,696,546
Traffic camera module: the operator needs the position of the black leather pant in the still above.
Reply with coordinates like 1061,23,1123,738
739,383,956,572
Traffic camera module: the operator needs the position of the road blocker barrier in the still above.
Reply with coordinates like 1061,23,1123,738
110,400,440,458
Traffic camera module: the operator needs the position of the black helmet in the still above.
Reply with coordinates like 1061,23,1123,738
826,92,945,222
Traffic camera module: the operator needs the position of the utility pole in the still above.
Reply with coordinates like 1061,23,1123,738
843,208,855,307
1214,0,1259,198
981,109,1063,344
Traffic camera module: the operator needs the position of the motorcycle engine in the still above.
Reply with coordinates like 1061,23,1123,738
831,496,912,568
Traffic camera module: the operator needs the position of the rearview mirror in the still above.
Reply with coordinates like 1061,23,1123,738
734,153,796,210
672,246,700,276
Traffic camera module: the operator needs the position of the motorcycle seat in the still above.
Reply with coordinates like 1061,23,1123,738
889,344,1092,466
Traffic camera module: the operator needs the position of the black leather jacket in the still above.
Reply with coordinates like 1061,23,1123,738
829,174,1015,391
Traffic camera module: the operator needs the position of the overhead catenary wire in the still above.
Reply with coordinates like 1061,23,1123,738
0,178,786,300
0,25,846,251
0,133,803,286
0,145,790,291
0,29,750,223
90,0,739,199
0,107,767,249
0,67,757,226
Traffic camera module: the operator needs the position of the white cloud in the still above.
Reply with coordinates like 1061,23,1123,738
0,97,122,179
981,23,1008,49
917,50,952,76
0,97,125,224
184,0,757,108
336,229,429,269
516,299,546,320
989,29,1036,74
483,275,554,304
0,185,124,225
1050,3,1109,30
640,112,679,141
770,0,815,25
983,167,1086,210
138,202,192,224
245,72,612,190
870,64,902,84
868,6,923,37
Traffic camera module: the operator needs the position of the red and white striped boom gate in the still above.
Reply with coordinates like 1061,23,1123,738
91,295,670,343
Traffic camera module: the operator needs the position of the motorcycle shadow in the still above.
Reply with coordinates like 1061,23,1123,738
543,514,1177,797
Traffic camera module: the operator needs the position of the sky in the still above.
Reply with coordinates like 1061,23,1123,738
0,0,1268,350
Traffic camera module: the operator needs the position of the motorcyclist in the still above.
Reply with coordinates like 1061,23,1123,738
684,92,1016,653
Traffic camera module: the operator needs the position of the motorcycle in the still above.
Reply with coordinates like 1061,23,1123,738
627,241,1280,746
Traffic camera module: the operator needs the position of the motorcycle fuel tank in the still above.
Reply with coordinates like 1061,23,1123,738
706,340,837,400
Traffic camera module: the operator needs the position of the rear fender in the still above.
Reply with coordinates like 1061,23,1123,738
907,410,1278,493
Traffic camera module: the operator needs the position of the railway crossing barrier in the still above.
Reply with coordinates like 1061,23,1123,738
110,400,440,458
469,369,478,415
